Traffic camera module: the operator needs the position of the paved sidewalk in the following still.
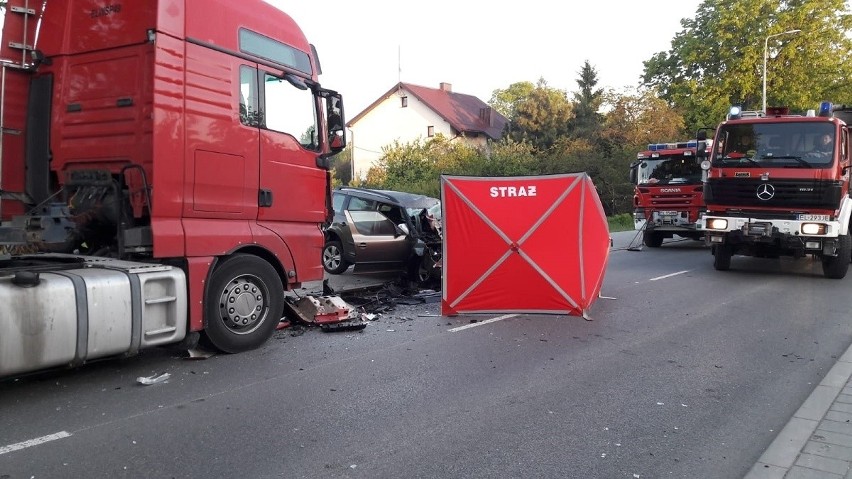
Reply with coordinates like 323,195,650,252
745,344,852,479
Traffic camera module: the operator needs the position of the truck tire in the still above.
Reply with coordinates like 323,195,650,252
822,233,852,279
713,244,733,271
322,240,350,274
643,230,664,248
203,254,284,353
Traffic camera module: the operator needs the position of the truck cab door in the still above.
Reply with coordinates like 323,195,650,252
254,67,328,281
256,67,326,225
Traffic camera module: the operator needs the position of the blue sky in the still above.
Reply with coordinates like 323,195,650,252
271,1,703,117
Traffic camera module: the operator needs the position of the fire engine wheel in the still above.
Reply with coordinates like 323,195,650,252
643,230,664,248
713,244,733,271
203,254,284,353
322,240,350,274
822,233,852,279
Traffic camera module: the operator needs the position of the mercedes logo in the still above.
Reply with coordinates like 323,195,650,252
756,183,775,201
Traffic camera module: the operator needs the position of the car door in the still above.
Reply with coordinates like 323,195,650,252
345,208,411,273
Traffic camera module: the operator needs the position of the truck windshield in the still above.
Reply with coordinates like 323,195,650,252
636,155,702,185
712,122,835,168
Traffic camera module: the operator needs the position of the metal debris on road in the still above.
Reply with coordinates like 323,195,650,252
136,372,170,385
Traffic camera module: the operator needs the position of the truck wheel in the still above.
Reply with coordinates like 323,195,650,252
713,244,733,271
203,255,284,353
322,240,349,274
643,230,664,248
822,233,852,279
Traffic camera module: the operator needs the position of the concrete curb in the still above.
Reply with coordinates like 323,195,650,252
744,345,852,478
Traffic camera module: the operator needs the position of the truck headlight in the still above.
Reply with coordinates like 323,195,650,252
708,219,728,230
801,223,826,235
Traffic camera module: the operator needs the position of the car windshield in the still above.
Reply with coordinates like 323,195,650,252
712,122,836,168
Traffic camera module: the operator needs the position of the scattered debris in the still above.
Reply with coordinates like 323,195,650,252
136,372,170,385
320,320,367,332
395,289,441,305
186,348,215,360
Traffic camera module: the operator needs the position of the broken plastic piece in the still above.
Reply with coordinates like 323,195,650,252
187,348,215,359
320,319,368,332
283,295,354,325
136,372,170,385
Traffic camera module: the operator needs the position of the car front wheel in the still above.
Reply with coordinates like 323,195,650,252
322,240,350,274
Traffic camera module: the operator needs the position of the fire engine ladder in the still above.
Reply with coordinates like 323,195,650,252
0,1,41,214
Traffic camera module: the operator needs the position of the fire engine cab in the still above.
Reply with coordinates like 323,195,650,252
630,141,707,247
698,102,852,278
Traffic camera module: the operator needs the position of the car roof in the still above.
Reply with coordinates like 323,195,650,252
336,187,439,209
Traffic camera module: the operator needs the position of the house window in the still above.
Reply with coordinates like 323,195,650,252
427,126,434,137
401,96,408,108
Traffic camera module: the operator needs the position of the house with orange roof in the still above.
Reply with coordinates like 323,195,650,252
346,82,508,180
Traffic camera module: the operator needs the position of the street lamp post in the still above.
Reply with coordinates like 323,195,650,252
762,29,801,113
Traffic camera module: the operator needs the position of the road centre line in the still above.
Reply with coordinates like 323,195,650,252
449,314,518,332
649,270,690,281
0,431,72,455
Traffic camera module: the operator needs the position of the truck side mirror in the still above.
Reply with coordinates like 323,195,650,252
696,141,708,159
324,91,346,154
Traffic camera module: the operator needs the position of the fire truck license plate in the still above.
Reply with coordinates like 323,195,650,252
657,211,679,216
798,214,830,221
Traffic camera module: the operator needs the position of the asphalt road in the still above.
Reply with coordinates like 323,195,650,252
2,231,852,478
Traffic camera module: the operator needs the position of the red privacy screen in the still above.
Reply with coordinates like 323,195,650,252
440,174,610,318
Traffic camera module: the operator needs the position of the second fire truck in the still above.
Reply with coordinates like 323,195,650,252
630,141,706,247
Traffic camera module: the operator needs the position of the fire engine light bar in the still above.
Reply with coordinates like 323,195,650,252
728,106,742,120
819,101,833,118
708,219,728,230
801,223,826,235
647,141,698,151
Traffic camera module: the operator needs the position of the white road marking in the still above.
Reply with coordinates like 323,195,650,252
0,431,72,455
449,314,518,332
649,270,690,281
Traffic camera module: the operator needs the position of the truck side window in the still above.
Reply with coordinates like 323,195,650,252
239,66,259,127
262,72,319,151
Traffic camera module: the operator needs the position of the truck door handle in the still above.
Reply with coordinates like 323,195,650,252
357,243,367,248
259,189,273,207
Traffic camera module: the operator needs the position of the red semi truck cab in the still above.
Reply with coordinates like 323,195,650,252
630,141,706,247
697,103,852,278
0,0,347,378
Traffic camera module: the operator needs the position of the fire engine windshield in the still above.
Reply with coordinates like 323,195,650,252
636,156,702,185
712,123,836,168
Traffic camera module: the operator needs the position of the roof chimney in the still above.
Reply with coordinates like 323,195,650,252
479,107,493,126
439,82,452,92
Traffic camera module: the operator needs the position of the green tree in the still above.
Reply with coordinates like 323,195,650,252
600,87,687,147
642,0,852,131
329,146,352,187
505,78,574,152
568,60,604,140
488,81,536,120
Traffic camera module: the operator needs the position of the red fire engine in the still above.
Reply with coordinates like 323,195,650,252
0,1,347,377
698,103,852,278
630,141,706,247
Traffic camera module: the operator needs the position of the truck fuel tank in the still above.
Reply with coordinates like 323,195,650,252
0,256,187,378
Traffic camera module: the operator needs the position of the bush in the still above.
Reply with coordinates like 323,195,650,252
607,213,634,232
